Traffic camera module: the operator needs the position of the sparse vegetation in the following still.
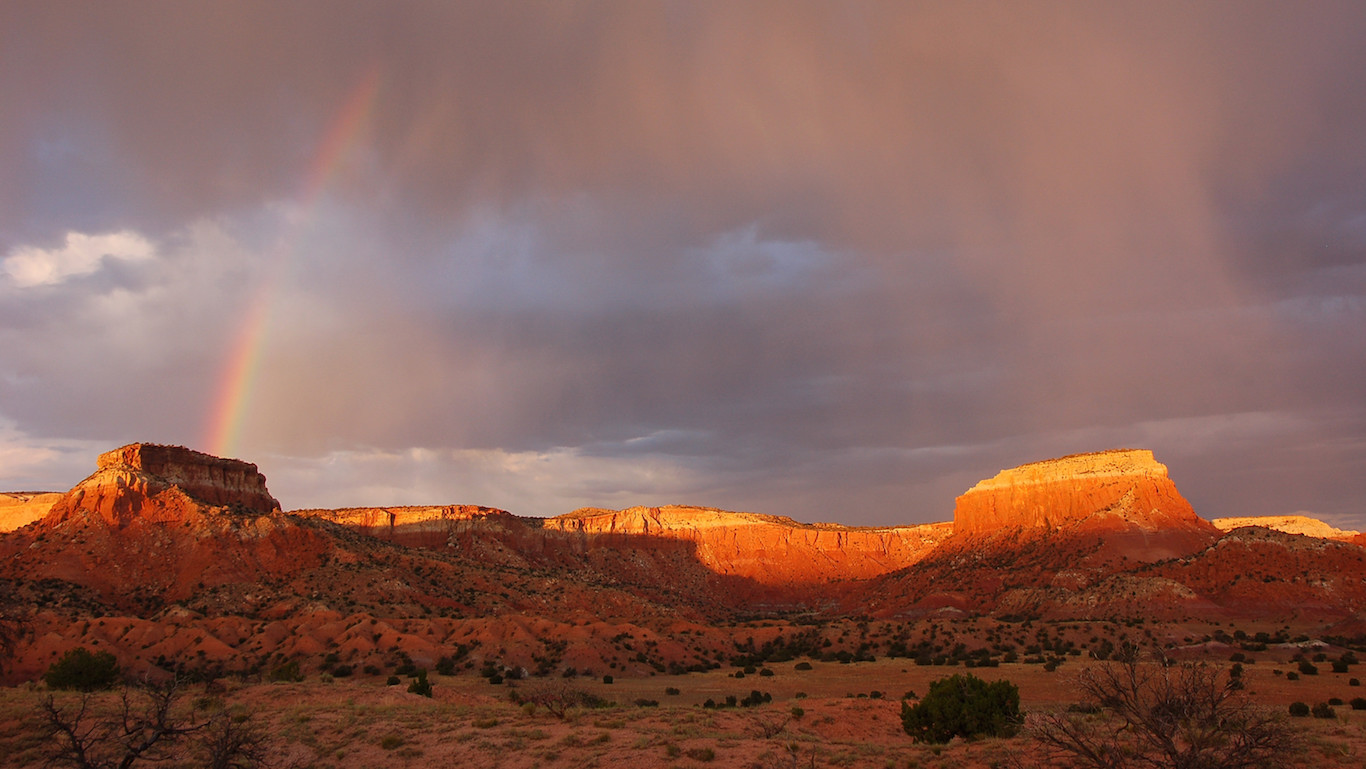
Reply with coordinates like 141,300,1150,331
38,678,266,769
900,673,1021,743
43,647,121,691
1031,653,1299,768
408,669,433,697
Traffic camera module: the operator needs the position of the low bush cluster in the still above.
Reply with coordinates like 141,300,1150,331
43,647,121,691
901,673,1020,744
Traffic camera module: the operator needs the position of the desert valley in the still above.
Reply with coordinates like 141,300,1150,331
1,444,1364,767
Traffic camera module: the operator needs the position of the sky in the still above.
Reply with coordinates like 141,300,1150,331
1,2,1364,529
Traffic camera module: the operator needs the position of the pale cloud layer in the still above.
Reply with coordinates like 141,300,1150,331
1,2,1364,528
3,231,154,287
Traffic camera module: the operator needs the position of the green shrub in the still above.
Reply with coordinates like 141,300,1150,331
43,647,120,691
380,733,404,750
794,661,813,671
1297,661,1318,676
267,660,302,683
1349,697,1366,710
1288,701,1310,717
901,673,1021,743
386,675,401,686
602,674,613,684
1311,702,1335,719
684,747,715,762
408,669,433,697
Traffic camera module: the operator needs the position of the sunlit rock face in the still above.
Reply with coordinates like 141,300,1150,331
0,492,63,532
1212,514,1360,541
43,443,280,526
542,505,952,585
952,449,1213,536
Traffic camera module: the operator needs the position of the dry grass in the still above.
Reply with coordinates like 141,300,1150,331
0,660,1364,768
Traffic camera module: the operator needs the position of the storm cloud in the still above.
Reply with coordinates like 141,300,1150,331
2,2,1364,527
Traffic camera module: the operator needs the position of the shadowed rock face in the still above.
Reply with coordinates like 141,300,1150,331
952,449,1213,536
44,443,280,526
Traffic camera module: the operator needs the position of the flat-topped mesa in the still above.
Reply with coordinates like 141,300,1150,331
45,443,280,526
953,449,1212,536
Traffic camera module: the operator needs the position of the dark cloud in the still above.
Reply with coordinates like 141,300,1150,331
1,2,1364,528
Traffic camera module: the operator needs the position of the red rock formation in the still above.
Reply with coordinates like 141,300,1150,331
297,504,514,548
43,443,280,527
1213,514,1360,542
0,491,62,532
542,505,951,585
953,449,1213,537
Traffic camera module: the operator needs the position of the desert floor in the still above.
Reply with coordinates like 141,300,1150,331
3,656,1366,768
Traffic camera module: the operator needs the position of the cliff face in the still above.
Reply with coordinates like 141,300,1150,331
43,443,280,527
1,444,327,612
542,505,952,585
1212,514,1360,541
952,449,1212,537
0,491,62,532
297,505,516,549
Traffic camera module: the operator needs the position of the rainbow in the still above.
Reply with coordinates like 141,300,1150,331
203,67,381,459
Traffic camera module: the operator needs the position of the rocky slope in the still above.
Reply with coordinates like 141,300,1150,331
862,450,1257,620
0,446,747,684
5,443,1366,686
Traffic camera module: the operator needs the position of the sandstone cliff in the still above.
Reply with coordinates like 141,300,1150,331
0,491,62,532
1212,514,1359,541
953,449,1213,537
542,505,952,585
296,504,514,546
43,443,280,527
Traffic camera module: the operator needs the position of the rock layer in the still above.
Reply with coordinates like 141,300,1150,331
1212,514,1360,541
543,505,951,585
0,491,62,532
44,443,280,526
952,449,1210,536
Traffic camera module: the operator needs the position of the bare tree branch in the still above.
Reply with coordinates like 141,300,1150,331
1028,653,1300,769
38,677,269,769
